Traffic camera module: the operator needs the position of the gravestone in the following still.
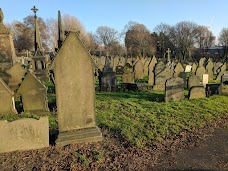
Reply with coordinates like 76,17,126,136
122,64,134,83
165,77,184,102
5,62,27,91
51,31,102,146
191,63,197,73
17,72,49,113
206,83,222,97
214,62,223,74
115,65,124,75
188,75,201,89
143,58,151,77
185,65,192,72
199,57,206,67
148,55,157,72
189,86,206,99
174,62,184,77
0,78,17,114
179,72,187,88
148,71,154,85
206,60,214,81
196,66,206,79
0,117,49,153
216,63,226,82
134,59,144,79
153,62,173,91
0,8,16,73
202,74,208,87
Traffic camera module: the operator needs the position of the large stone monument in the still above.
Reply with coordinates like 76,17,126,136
0,8,16,80
51,31,102,146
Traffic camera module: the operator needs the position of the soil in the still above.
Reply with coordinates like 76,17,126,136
0,117,227,171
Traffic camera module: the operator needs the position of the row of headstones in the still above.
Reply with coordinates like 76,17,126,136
164,76,224,102
96,56,227,92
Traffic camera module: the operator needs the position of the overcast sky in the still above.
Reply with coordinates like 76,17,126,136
1,0,228,43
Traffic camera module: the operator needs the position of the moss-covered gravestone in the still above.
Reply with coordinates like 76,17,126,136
51,32,102,146
0,77,17,114
165,77,184,102
17,72,49,113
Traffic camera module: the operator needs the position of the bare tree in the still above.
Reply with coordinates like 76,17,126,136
218,28,228,60
95,26,119,53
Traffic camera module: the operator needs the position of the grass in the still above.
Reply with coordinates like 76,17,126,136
96,91,228,147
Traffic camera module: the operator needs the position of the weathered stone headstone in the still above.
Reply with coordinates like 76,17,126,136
122,64,134,83
196,66,206,79
148,71,154,85
189,86,206,99
214,62,223,74
205,60,214,81
191,63,197,73
134,59,144,79
222,74,228,85
179,72,187,88
202,74,208,87
185,65,192,72
149,56,157,72
115,65,124,75
143,58,151,77
5,63,27,91
165,77,184,102
0,78,17,114
0,117,49,153
216,63,227,82
17,72,49,113
199,57,206,67
51,32,102,146
174,62,184,77
188,75,201,89
153,62,173,91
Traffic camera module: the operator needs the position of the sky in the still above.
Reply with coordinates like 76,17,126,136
1,0,228,44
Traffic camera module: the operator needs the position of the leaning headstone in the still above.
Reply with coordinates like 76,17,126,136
17,72,49,113
189,86,206,99
202,74,209,87
188,75,201,89
134,59,144,79
0,117,49,153
0,78,17,114
51,31,102,146
165,77,184,102
174,62,184,77
5,62,27,91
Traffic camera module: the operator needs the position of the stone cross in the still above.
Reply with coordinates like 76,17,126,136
0,8,4,24
166,48,171,63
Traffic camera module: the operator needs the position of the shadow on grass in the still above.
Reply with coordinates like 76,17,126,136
96,91,165,102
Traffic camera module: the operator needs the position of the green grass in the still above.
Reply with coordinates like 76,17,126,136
96,91,228,147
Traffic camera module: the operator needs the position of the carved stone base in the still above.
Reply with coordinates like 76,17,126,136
56,127,103,146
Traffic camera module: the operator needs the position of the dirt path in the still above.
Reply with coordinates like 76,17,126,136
157,127,228,171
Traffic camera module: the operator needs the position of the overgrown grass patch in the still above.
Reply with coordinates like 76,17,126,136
96,91,228,147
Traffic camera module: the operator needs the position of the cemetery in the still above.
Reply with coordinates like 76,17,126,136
0,6,228,170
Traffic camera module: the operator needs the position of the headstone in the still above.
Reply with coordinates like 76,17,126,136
0,117,49,153
206,83,222,97
148,55,157,72
148,71,154,85
216,63,227,82
199,57,206,67
205,60,214,81
153,62,173,91
214,62,223,74
174,62,184,77
179,72,187,88
50,32,102,146
196,66,206,79
189,86,206,99
165,77,184,102
0,78,17,114
134,59,144,79
202,74,208,87
5,63,27,91
166,48,171,63
191,63,197,73
115,65,124,75
188,75,201,89
143,58,151,77
185,65,192,72
17,72,49,113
